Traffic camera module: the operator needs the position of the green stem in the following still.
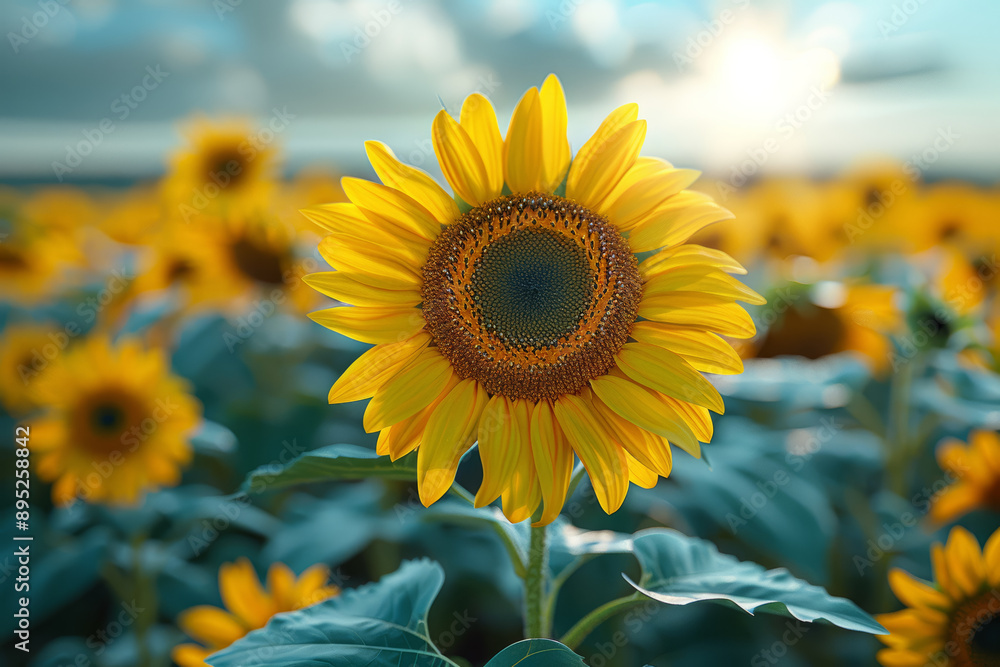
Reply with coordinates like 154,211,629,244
448,482,526,578
560,594,644,650
524,523,550,638
886,354,920,497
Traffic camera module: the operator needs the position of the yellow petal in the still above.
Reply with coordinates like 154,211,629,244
643,266,765,305
538,74,571,192
364,347,454,432
984,527,1000,586
308,306,424,345
417,379,487,506
433,110,491,206
317,234,422,283
625,450,659,489
637,300,757,339
928,483,981,525
615,342,725,414
304,272,420,308
590,374,697,460
567,103,638,204
628,192,734,251
503,87,543,193
661,396,713,447
326,332,430,404
875,648,939,667
172,644,214,667
342,177,441,241
943,526,986,597
266,562,296,610
219,559,274,629
529,400,573,526
887,568,952,612
641,243,747,277
592,396,674,478
365,140,459,225
567,120,646,210
930,543,961,601
475,395,521,507
502,399,542,523
460,94,504,198
604,167,702,227
291,564,335,607
553,393,628,514
177,605,247,649
630,321,744,375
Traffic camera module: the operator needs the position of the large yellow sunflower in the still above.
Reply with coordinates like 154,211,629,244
930,431,1000,524
165,117,279,221
876,526,1000,667
172,558,340,667
305,75,761,525
30,336,200,505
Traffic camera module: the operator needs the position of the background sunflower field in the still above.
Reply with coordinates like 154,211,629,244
2,1,999,666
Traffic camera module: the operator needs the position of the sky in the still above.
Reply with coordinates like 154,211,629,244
2,0,998,182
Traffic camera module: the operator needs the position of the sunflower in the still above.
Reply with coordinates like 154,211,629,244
172,558,340,667
30,335,200,505
305,75,761,524
98,185,167,245
753,281,900,373
0,221,76,304
876,526,1000,667
0,323,55,415
20,186,98,237
909,182,999,256
708,177,847,263
165,117,279,221
930,431,1000,524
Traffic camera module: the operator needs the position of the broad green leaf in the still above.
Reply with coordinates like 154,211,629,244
484,639,585,666
626,529,886,635
241,444,417,493
207,559,460,667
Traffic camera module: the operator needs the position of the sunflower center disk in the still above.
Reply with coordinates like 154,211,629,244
949,594,1000,666
421,192,642,401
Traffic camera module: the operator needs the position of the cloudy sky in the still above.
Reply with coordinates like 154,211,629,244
2,0,998,182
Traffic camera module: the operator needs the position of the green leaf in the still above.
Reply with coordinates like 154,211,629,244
207,559,460,667
241,444,417,493
484,639,585,666
626,529,886,635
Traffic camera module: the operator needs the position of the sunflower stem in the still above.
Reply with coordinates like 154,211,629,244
560,594,644,650
524,523,550,638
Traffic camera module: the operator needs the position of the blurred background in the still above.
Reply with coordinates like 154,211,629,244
2,1,1000,666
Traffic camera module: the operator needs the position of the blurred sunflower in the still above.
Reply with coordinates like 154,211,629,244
0,323,54,415
305,74,760,524
20,185,98,237
165,117,279,220
930,430,1000,524
753,281,901,373
30,336,200,505
98,185,167,245
876,526,1000,667
172,559,340,667
910,182,999,255
0,224,76,303
712,177,846,263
